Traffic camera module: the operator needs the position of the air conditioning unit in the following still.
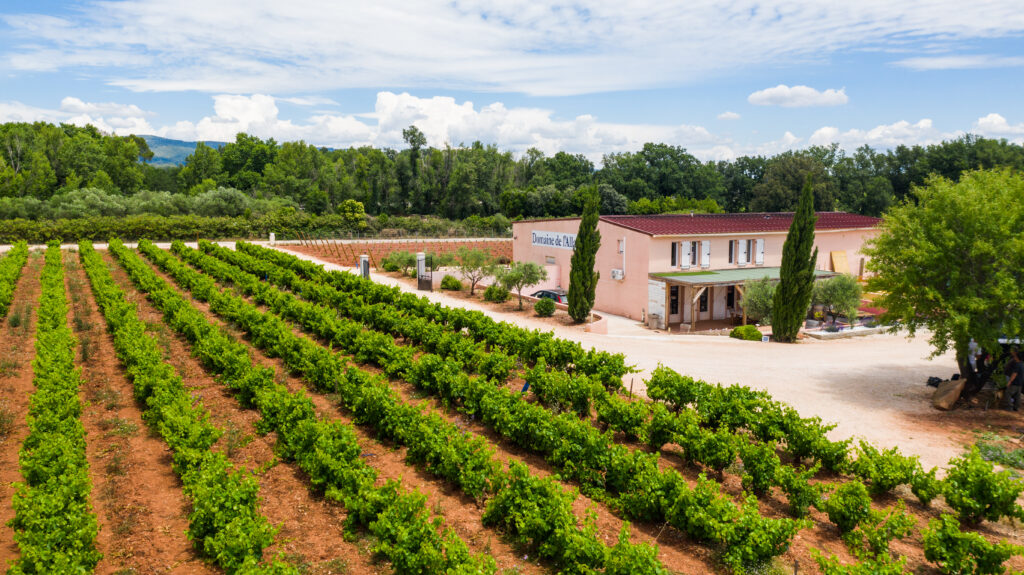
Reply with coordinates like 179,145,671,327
610,268,625,280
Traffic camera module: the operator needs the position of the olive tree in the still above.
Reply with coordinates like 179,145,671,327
813,274,862,324
498,262,548,310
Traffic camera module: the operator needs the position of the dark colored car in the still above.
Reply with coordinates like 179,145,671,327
531,289,568,304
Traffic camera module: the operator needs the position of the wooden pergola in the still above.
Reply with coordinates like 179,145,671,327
653,267,837,332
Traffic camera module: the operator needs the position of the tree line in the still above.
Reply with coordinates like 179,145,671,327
2,121,1023,222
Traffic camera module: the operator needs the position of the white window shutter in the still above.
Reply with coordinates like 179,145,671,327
701,240,710,268
755,239,765,264
682,241,691,269
739,239,748,265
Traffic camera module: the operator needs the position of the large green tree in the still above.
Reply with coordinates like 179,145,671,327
864,169,1024,379
772,177,819,342
568,186,601,323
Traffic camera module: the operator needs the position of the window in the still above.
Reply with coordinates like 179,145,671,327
726,285,735,308
699,288,709,312
689,241,699,267
728,240,734,264
670,285,679,315
670,242,677,267
746,240,754,263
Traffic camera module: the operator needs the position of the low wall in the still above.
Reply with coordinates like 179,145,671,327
283,238,513,268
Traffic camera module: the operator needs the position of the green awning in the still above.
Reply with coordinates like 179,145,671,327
652,267,836,286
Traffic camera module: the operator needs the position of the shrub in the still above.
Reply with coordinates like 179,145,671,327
815,551,908,575
729,325,763,341
739,439,781,495
847,440,919,496
842,500,915,558
534,297,555,317
776,463,825,518
440,275,462,291
944,447,1024,525
923,514,1022,575
818,481,872,533
482,284,509,303
813,274,862,324
604,524,669,575
911,466,944,506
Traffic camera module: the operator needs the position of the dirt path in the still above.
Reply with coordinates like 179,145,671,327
102,249,401,575
0,251,41,566
280,248,983,470
64,250,215,575
131,247,544,574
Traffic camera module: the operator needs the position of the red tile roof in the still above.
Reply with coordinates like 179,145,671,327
600,212,880,236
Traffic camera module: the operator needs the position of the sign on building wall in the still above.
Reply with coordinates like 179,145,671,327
531,231,577,250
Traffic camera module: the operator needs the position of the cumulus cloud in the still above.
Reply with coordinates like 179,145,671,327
717,111,741,120
807,119,957,148
748,85,848,107
152,92,734,161
973,113,1024,142
3,1,1024,96
1,92,1004,163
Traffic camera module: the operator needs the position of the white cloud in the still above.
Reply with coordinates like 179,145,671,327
893,55,1024,70
59,97,152,118
807,118,956,148
973,113,1024,142
3,1,1024,96
717,111,741,120
748,85,848,107
1,92,1003,163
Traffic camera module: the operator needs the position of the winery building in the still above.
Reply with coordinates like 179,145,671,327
511,212,881,330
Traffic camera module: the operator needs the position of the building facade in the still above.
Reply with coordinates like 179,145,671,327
512,212,881,330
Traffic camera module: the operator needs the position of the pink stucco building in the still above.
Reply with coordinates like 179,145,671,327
512,212,881,330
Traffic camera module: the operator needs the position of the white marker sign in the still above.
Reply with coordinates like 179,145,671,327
531,231,577,250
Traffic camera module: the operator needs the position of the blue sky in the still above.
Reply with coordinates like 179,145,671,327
1,0,1023,162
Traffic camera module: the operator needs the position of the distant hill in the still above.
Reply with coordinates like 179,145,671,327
141,135,227,166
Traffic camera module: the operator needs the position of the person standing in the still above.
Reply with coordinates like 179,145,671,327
1004,348,1023,411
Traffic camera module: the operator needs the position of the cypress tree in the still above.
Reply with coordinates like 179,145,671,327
568,187,601,323
771,177,818,342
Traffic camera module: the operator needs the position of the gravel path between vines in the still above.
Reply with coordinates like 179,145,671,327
277,247,1022,472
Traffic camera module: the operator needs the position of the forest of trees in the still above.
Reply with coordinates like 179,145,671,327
2,121,1023,223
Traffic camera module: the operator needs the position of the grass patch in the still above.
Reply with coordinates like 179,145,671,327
100,417,139,438
90,385,122,410
974,432,1024,470
0,359,19,378
0,401,15,438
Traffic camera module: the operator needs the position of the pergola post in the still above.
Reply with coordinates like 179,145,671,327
691,285,706,332
735,284,747,325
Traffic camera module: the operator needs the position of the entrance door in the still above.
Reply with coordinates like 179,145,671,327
668,285,680,324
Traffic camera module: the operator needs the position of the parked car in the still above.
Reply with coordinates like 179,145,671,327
531,289,568,304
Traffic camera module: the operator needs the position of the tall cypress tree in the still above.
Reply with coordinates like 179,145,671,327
568,187,601,323
772,177,819,342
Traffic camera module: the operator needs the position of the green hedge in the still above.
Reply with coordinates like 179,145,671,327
730,324,763,341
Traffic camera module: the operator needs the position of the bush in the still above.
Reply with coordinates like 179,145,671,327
776,463,824,518
944,447,1024,525
534,297,555,317
923,514,1022,575
847,440,919,496
440,275,462,291
818,481,872,533
911,466,944,506
482,284,509,303
729,325,763,341
842,500,915,558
